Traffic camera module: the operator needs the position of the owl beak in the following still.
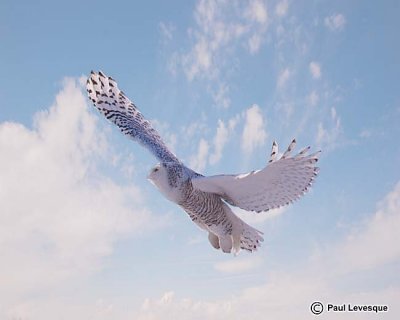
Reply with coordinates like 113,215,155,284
147,172,154,182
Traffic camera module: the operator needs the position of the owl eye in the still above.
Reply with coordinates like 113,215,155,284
154,168,159,172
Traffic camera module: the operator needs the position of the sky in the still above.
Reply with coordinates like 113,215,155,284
0,0,400,319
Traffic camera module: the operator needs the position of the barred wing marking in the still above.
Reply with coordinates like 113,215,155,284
192,140,320,212
86,71,179,164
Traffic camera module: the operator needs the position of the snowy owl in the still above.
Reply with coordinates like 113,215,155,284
86,71,320,254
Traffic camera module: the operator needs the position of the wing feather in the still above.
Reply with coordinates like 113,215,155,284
192,140,320,212
86,71,179,164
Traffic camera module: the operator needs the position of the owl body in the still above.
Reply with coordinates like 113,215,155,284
148,162,258,253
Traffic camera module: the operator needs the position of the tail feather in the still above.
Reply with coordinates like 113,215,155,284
240,223,264,252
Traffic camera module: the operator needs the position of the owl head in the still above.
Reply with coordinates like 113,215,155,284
147,163,181,202
147,163,165,187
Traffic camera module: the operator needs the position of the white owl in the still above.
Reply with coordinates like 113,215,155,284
87,71,320,254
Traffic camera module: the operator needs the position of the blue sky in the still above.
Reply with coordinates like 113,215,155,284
1,0,400,319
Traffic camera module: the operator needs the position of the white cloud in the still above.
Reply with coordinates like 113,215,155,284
5,297,129,320
235,206,286,225
277,67,290,89
241,104,267,154
137,284,400,320
190,138,210,172
138,291,233,320
332,181,400,273
275,0,289,17
309,61,321,79
0,78,159,299
214,256,262,273
324,13,346,31
209,119,229,165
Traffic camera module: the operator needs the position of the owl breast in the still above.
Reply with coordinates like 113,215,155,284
152,164,187,204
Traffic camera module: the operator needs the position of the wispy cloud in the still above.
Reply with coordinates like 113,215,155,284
190,138,210,172
324,13,346,31
241,104,267,154
359,129,372,139
159,21,175,42
212,82,231,108
275,0,289,17
307,90,319,106
316,106,342,150
209,119,229,165
277,67,291,89
178,0,269,106
189,116,234,169
309,61,321,79
188,102,269,168
248,33,262,54
245,0,268,25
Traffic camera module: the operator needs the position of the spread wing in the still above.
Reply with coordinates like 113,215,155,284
191,139,320,212
86,71,179,164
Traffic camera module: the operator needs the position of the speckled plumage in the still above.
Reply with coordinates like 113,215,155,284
86,71,320,254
